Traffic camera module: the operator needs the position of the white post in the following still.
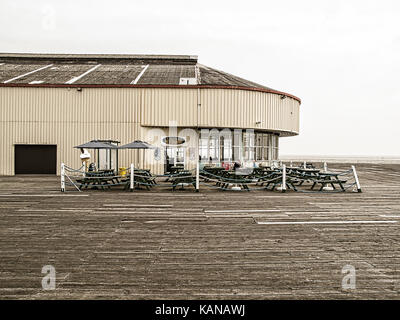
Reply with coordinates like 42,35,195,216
282,164,286,193
352,165,362,192
303,161,307,169
196,161,200,192
61,163,65,192
323,162,328,172
130,163,134,192
290,161,293,168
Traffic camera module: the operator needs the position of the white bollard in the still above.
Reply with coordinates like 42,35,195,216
352,165,362,193
281,164,287,193
60,163,65,192
196,161,200,192
323,162,328,173
303,161,307,169
290,161,293,168
130,163,134,192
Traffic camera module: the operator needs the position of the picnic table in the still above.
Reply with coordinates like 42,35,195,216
122,169,156,190
260,170,298,191
201,166,226,182
250,167,267,177
219,171,251,191
288,167,321,186
163,166,185,183
169,165,185,174
310,171,347,191
256,168,283,187
169,170,196,190
289,167,320,175
77,170,119,190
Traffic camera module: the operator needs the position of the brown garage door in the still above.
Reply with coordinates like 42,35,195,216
15,145,57,174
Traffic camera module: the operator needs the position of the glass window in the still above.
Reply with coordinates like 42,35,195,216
271,135,279,160
255,133,265,161
253,133,280,161
243,131,255,161
232,130,242,162
197,129,279,164
199,138,208,161
209,134,219,162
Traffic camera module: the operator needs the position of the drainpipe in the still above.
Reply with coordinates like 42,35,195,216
196,87,201,192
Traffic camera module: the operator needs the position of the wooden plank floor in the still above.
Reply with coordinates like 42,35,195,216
0,163,399,299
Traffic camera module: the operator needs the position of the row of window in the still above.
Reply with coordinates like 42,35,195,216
199,130,279,163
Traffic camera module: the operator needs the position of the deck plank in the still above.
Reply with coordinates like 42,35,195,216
0,163,399,299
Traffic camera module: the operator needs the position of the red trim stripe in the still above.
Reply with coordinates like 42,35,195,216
0,83,301,104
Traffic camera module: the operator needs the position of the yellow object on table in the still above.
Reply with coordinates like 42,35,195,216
119,167,127,177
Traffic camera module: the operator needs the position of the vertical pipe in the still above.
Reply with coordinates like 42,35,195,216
116,148,119,175
61,163,65,192
303,161,306,169
196,128,200,192
197,87,200,128
352,165,362,192
130,163,134,192
282,164,286,193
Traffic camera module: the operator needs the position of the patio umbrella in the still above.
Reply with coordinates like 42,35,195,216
74,140,119,171
74,140,118,149
118,140,155,168
118,140,155,149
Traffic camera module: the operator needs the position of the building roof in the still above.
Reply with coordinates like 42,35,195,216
0,53,300,102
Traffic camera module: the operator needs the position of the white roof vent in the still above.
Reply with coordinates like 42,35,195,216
179,77,197,85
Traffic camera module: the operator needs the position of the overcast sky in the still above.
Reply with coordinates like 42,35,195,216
1,0,399,156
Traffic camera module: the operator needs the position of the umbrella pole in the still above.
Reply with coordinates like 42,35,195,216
116,149,119,175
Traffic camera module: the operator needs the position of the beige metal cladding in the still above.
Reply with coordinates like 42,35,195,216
0,86,300,175
141,88,300,135
141,88,198,127
0,87,143,175
200,89,299,135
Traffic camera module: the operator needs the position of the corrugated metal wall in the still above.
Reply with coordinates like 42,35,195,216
0,87,143,175
199,89,299,134
141,88,198,127
0,87,300,175
141,88,299,134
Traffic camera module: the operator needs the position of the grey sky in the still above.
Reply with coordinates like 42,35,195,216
1,0,399,156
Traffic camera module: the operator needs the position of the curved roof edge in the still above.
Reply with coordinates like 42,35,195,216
0,52,198,62
0,83,301,104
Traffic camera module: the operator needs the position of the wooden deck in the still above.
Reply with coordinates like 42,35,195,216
0,163,399,299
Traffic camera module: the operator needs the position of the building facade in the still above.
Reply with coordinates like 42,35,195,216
0,53,301,175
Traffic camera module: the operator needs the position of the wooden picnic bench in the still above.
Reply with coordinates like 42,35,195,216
288,168,320,186
121,169,156,190
201,166,226,182
219,171,251,191
310,172,347,191
75,170,120,190
170,171,196,190
264,172,298,191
